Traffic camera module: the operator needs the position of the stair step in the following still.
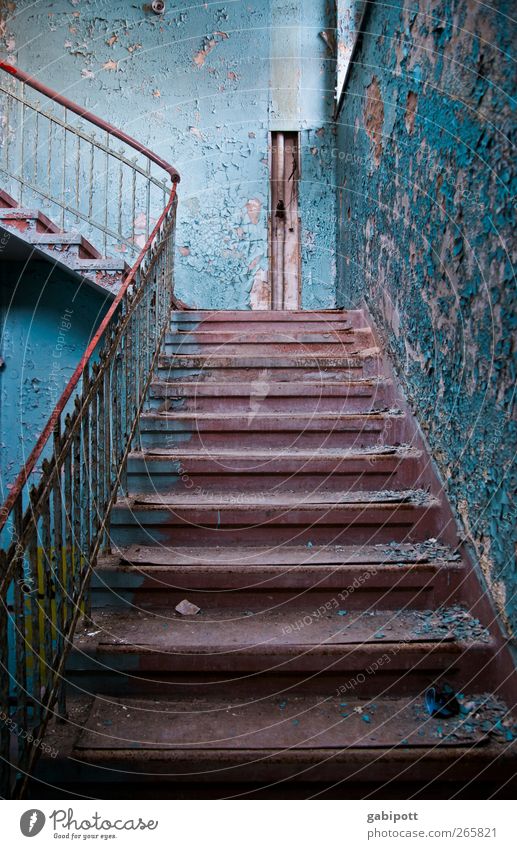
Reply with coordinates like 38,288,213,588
0,189,18,208
69,605,491,677
119,487,438,506
156,354,382,382
105,540,460,569
158,354,380,369
171,310,363,323
147,378,394,413
150,378,389,396
38,689,516,786
125,445,421,493
166,329,362,342
109,489,441,546
32,232,102,259
163,328,375,356
0,207,61,233
91,541,463,609
77,692,505,751
138,409,406,449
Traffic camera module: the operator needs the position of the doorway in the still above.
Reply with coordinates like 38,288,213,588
269,131,301,309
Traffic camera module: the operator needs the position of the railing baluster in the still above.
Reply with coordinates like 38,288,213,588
63,418,74,620
75,134,80,216
0,551,10,794
145,159,151,241
33,109,38,185
39,496,53,711
13,495,27,743
61,107,67,230
102,362,111,554
131,168,136,249
5,85,11,178
19,84,25,205
89,138,94,222
91,365,100,542
47,118,52,201
51,420,66,717
82,364,92,562
72,403,82,608
104,132,109,255
118,159,123,240
28,525,42,726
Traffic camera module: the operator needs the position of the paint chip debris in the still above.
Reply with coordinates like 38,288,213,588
189,126,205,141
102,59,118,72
175,599,201,616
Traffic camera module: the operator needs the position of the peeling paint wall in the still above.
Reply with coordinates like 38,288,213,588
336,0,516,632
0,261,108,494
1,0,337,309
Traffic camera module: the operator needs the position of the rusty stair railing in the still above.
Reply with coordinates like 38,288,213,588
0,62,180,797
0,61,179,257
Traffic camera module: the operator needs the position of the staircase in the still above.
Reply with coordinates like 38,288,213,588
35,308,516,797
0,189,128,296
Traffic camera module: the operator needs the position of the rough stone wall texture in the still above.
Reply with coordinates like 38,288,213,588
335,0,516,633
0,0,337,309
0,261,108,494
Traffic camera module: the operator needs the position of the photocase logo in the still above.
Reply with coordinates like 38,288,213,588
20,809,46,837
248,369,270,425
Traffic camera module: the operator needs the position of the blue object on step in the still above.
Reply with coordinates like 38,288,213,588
425,684,460,718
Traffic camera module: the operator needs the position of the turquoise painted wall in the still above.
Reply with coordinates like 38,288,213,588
335,0,516,633
1,0,337,309
0,260,108,497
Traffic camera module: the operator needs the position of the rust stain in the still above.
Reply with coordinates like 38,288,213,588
405,91,418,135
364,76,384,167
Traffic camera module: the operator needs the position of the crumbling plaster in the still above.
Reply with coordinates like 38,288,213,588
1,0,337,309
336,0,516,633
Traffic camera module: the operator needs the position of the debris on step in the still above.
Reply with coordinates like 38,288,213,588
425,683,460,718
414,693,517,744
175,599,201,616
412,606,490,642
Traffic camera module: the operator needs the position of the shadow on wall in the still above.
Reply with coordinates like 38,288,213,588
335,0,516,634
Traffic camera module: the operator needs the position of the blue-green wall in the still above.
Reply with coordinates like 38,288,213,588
335,0,516,633
0,261,108,497
1,0,337,309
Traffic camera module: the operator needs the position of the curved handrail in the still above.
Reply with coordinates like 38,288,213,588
0,185,177,533
0,61,180,183
0,63,180,533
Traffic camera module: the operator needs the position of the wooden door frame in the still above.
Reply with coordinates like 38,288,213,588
268,130,301,310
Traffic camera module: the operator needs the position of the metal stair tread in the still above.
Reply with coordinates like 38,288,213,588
100,541,460,569
74,692,508,752
130,445,419,460
127,488,435,508
141,409,402,420
73,605,490,652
